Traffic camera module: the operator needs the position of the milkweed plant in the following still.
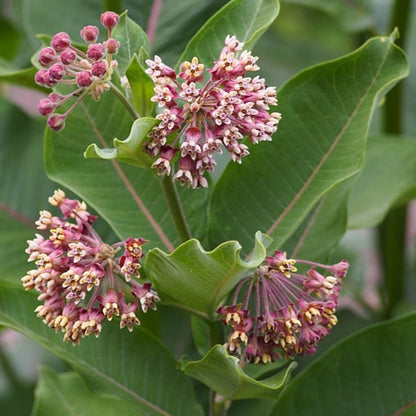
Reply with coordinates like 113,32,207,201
1,1,415,415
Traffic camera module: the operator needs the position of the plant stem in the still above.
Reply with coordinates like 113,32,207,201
110,82,140,120
161,176,192,242
147,0,162,47
0,344,22,391
208,321,227,416
378,0,412,317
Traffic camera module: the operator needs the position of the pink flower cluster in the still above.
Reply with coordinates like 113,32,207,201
22,190,159,345
217,251,349,363
35,12,120,131
145,35,281,188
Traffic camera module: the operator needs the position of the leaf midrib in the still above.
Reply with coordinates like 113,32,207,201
266,39,396,238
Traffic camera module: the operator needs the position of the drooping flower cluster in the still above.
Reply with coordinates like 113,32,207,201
22,190,160,345
145,35,281,188
35,12,120,131
217,251,349,364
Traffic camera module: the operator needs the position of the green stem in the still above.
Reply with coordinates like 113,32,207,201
208,321,227,416
0,344,22,391
161,176,192,242
110,82,140,120
378,0,412,317
111,81,192,243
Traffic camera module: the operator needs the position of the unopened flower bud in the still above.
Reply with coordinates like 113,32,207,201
87,43,104,61
38,99,56,116
47,114,66,131
100,11,119,30
60,48,77,65
38,47,57,66
76,70,93,87
35,69,49,86
91,61,107,77
51,32,71,51
80,25,99,43
104,38,119,54
48,63,65,81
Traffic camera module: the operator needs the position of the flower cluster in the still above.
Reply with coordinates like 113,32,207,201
22,190,159,345
217,251,349,364
35,12,120,131
145,35,281,188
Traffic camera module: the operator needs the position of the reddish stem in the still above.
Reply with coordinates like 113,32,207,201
147,0,162,47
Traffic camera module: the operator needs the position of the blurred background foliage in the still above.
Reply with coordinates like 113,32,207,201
0,0,415,414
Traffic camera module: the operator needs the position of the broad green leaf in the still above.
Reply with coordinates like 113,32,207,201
177,0,280,67
0,17,20,60
0,99,55,286
281,0,374,32
348,136,416,229
33,367,140,416
112,12,150,75
209,33,409,254
270,313,416,415
0,59,43,90
84,117,157,168
125,52,155,117
181,345,296,400
282,179,350,261
0,285,203,416
45,93,209,252
145,232,272,319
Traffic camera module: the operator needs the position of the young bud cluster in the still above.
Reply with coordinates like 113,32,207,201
145,35,281,188
35,12,120,131
217,251,349,363
22,190,159,345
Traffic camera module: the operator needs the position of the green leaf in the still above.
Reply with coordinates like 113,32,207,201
145,232,272,319
348,136,416,229
45,93,209,251
209,33,409,255
112,11,150,75
0,99,55,286
282,179,350,261
0,59,43,90
125,52,155,117
270,313,416,415
177,0,280,67
0,17,20,61
281,0,374,33
0,285,203,416
181,345,296,400
33,367,140,416
84,117,157,168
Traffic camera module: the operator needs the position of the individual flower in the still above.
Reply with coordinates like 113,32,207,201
217,251,349,364
35,12,121,131
22,190,159,345
145,35,281,188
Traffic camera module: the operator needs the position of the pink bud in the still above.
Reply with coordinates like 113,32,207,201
329,260,349,278
87,43,104,61
38,99,56,116
91,61,107,77
48,63,65,81
80,25,99,43
38,47,57,66
47,114,66,131
48,92,65,103
60,48,77,65
100,11,119,30
51,32,71,51
76,71,93,87
34,69,56,87
104,38,119,54
35,69,48,86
